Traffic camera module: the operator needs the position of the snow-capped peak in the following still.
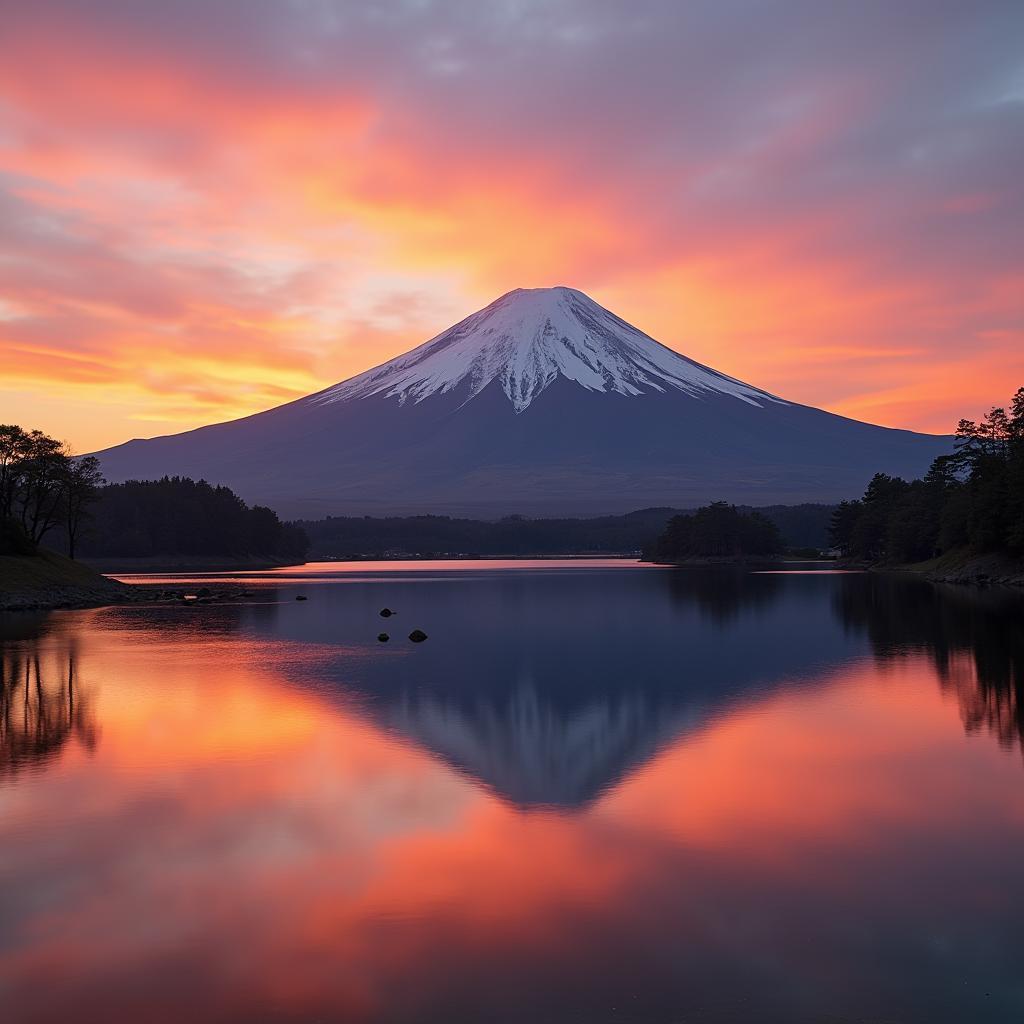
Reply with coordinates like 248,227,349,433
313,286,786,412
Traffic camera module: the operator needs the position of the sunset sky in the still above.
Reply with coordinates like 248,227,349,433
2,0,1022,452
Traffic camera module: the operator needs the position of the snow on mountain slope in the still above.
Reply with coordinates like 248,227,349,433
90,284,953,518
312,286,786,412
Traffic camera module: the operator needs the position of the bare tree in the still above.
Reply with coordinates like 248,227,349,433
16,431,70,545
1,424,104,555
64,456,104,560
0,424,32,523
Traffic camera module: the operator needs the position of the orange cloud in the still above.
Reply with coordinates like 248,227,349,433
1,2,1020,450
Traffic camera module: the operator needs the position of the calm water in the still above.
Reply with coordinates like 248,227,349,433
2,561,1023,1023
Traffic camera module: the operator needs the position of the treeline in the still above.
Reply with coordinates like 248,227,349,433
646,502,784,560
1,423,309,564
1,425,102,557
297,504,833,558
75,477,309,562
829,387,1024,563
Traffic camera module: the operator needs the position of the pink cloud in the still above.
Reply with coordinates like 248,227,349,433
0,1,1021,449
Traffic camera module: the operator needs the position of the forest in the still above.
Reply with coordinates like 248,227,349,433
829,387,1024,563
1,424,308,564
76,477,310,562
1,424,102,558
645,502,784,560
297,503,831,558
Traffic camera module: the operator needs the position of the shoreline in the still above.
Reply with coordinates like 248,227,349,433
7,549,1021,611
1,550,132,612
1,550,243,612
879,550,1024,588
81,555,306,573
643,556,835,567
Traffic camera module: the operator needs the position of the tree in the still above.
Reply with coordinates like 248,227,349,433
1,425,109,557
1007,388,1024,552
828,500,862,556
63,457,104,560
19,440,68,545
1,426,312,564
74,477,310,562
0,516,35,556
0,425,33,523
649,502,783,560
827,385,1024,563
1,426,73,548
848,474,909,560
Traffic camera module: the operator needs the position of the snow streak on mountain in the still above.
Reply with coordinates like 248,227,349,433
91,286,953,518
313,287,785,413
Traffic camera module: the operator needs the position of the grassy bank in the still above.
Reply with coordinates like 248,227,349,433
890,548,1024,587
0,549,129,611
82,555,304,573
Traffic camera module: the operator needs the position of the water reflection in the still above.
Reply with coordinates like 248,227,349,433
4,569,1022,800
382,686,693,808
1,568,1023,1023
665,563,783,622
834,574,1024,757
326,569,1024,803
0,617,98,776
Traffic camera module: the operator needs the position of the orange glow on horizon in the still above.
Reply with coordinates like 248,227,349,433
1,5,1021,452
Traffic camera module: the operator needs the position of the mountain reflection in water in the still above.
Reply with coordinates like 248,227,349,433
2,568,1022,797
1,564,1022,1024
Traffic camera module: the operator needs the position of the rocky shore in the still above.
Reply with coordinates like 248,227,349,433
0,549,281,611
910,551,1024,588
1,550,127,611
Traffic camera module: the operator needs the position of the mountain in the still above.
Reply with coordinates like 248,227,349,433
92,286,952,517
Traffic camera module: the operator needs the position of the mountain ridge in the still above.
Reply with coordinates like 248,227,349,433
91,286,953,518
310,286,785,413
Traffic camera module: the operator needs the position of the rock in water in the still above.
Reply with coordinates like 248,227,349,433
408,629,428,643
377,633,390,642
379,608,394,617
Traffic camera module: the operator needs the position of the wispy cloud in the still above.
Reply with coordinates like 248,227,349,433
1,0,1021,447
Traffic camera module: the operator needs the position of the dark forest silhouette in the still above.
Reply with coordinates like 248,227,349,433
298,503,829,559
829,387,1024,563
647,502,785,560
1,424,103,558
77,477,309,562
2,424,309,564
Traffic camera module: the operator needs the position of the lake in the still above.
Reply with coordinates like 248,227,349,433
1,561,1022,1023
